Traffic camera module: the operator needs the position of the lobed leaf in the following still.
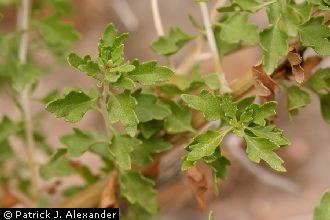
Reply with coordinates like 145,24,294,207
219,13,259,44
127,60,174,85
299,17,330,56
132,138,171,166
244,135,286,172
164,101,194,134
313,189,330,220
109,135,141,170
108,91,139,137
133,92,171,123
260,24,288,74
39,149,75,180
287,85,311,117
46,90,95,123
150,28,193,56
186,128,231,161
120,171,158,214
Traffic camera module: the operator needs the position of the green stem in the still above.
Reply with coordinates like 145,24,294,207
17,0,39,206
100,84,117,138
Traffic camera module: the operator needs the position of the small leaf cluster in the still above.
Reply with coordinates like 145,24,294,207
216,0,330,74
181,90,290,185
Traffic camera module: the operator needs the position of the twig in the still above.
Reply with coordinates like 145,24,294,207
176,0,226,75
150,0,164,36
176,37,204,75
150,0,175,69
50,179,107,208
199,2,231,93
17,0,39,206
100,85,116,138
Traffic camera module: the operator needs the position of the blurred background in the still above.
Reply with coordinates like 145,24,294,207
0,0,329,219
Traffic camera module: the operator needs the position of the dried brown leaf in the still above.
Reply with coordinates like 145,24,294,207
186,165,208,210
288,51,302,66
255,80,272,97
99,172,117,208
292,65,305,84
252,64,280,97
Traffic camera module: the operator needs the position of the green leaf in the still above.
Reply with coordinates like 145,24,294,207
218,0,275,13
132,204,153,220
235,96,255,117
267,2,305,36
287,85,311,116
109,135,141,170
127,60,174,85
181,90,223,121
112,63,135,73
41,90,60,104
320,94,330,123
214,17,241,57
246,126,290,146
243,135,285,172
0,139,14,164
204,149,231,181
39,149,75,180
98,24,128,66
164,101,194,134
219,13,259,44
150,28,193,56
101,23,118,47
75,164,98,184
299,17,330,56
12,62,42,90
203,73,221,90
60,128,106,157
248,101,277,126
313,189,330,220
0,116,21,142
139,120,163,139
221,94,238,120
181,156,196,171
108,91,139,137
62,185,85,197
34,17,79,57
186,128,231,161
134,92,171,122
101,23,128,48
132,138,171,166
307,68,330,95
260,24,288,74
68,53,100,79
113,76,135,89
46,90,95,123
120,171,158,214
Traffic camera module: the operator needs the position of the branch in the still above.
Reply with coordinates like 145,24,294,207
150,0,164,36
50,179,107,208
199,2,231,93
17,0,39,206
